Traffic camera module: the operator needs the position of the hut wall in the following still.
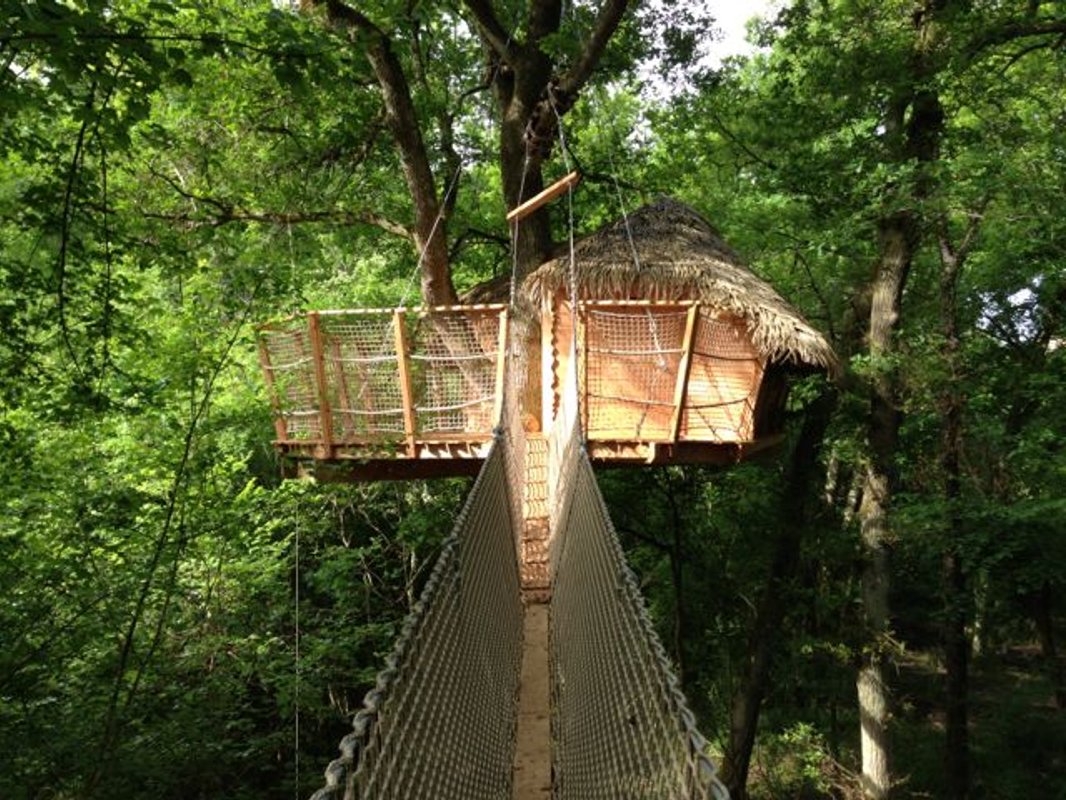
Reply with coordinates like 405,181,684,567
680,311,764,443
543,295,768,446
581,303,688,441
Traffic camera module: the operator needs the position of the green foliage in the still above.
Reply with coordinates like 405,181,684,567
2,0,1065,798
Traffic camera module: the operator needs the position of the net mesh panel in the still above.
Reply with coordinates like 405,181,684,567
318,314,406,438
413,311,500,435
310,442,522,800
682,312,763,443
260,323,320,440
550,434,728,800
259,309,506,448
582,307,688,440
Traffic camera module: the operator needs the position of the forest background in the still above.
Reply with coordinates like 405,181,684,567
1,1,1064,798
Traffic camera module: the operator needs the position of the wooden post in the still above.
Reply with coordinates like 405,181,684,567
330,336,354,442
257,334,290,443
668,304,700,442
393,310,418,457
307,312,334,458
493,309,509,429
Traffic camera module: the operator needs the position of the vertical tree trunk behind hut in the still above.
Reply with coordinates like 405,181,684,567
722,389,837,799
856,4,947,795
939,227,972,800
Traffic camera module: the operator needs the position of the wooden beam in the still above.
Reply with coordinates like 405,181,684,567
307,312,335,457
393,309,418,457
668,304,700,442
493,309,509,428
580,299,696,309
257,335,289,443
506,171,582,224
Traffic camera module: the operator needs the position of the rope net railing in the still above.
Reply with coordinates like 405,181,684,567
576,302,764,445
258,306,506,452
304,312,728,800
310,439,523,800
549,447,728,799
549,340,728,799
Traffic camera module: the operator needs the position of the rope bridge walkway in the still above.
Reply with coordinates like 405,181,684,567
308,336,728,800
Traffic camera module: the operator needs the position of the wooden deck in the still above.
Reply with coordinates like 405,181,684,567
257,300,787,481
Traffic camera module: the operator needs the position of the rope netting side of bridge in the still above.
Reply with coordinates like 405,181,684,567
308,330,727,799
548,344,729,800
310,438,523,800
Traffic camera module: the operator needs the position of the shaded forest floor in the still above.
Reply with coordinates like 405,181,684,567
747,644,1066,799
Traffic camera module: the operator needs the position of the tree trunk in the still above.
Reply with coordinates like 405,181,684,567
856,213,912,800
499,88,555,277
939,226,972,800
854,5,948,794
309,1,458,306
469,0,632,279
1028,583,1066,709
722,389,837,799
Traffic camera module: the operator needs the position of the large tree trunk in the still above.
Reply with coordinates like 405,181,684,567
309,1,458,306
856,209,912,800
722,389,837,799
468,0,631,278
855,6,948,795
495,52,556,278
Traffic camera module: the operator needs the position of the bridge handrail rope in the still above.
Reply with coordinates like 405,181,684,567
549,382,728,798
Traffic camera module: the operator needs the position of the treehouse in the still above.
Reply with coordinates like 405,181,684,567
257,198,835,481
521,198,837,465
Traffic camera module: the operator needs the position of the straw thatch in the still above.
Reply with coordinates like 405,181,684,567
523,197,837,371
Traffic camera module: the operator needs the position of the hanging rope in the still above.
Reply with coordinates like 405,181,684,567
606,143,669,369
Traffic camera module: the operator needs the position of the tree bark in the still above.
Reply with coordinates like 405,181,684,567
721,388,838,799
308,1,457,305
466,0,631,277
939,227,971,800
856,201,913,800
854,5,948,795
1024,582,1066,710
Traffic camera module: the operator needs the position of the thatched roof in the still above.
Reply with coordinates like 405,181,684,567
523,197,836,371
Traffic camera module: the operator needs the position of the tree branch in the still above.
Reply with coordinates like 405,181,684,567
461,0,519,62
967,17,1066,57
144,208,413,239
305,0,457,303
448,226,510,260
559,0,631,95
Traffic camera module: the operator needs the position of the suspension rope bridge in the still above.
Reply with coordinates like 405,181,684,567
306,312,729,798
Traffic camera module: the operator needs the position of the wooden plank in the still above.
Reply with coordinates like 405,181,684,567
307,312,335,456
393,310,418,458
257,335,290,443
668,304,700,442
493,309,509,428
314,302,508,316
506,171,581,224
